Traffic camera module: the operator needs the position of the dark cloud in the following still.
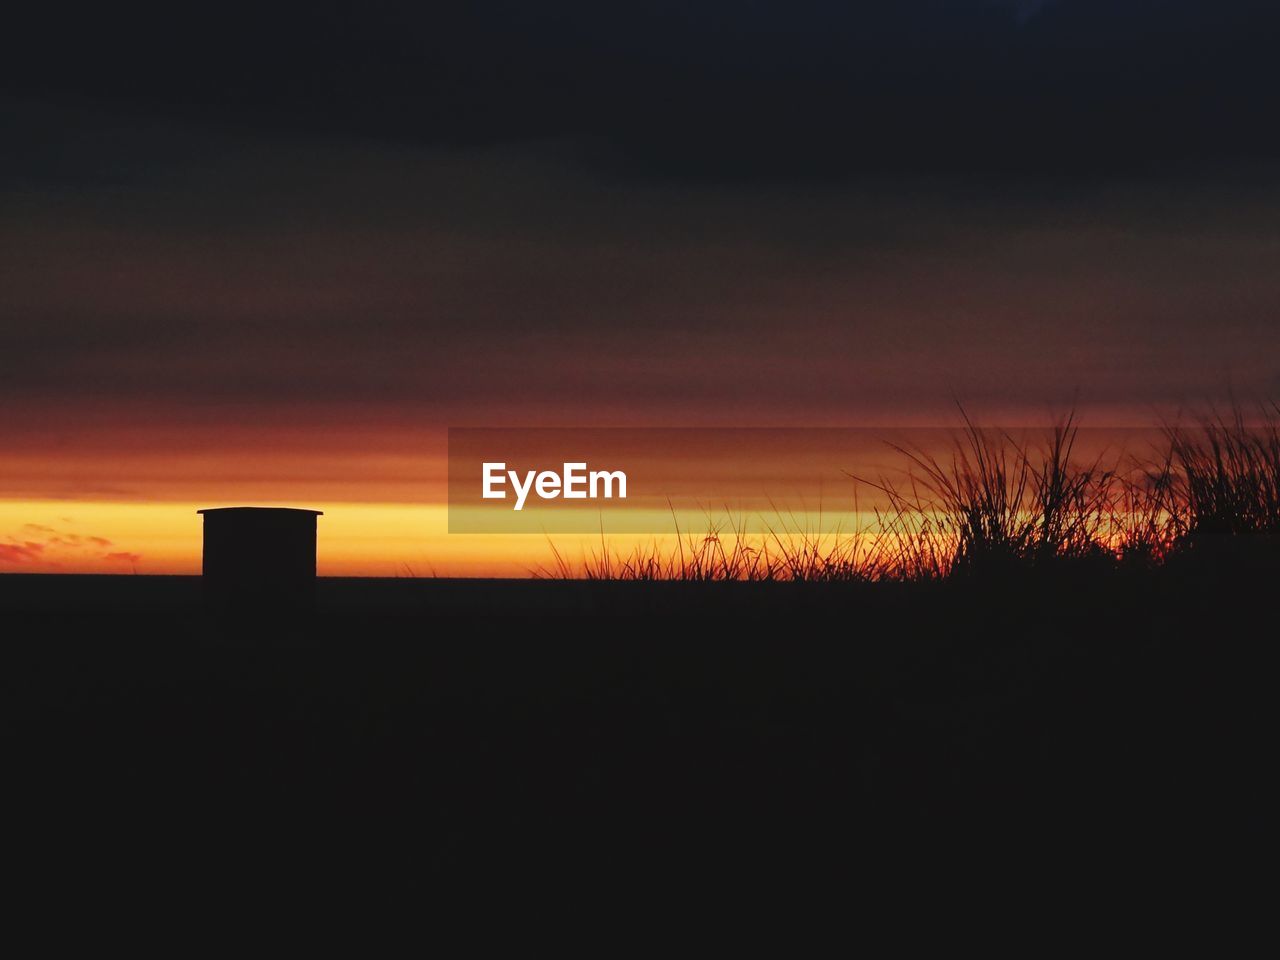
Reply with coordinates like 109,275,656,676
2,2,1279,455
3,2,1280,181
2,116,1278,431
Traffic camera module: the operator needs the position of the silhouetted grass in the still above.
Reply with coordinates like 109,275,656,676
1165,404,1280,545
540,402,1280,581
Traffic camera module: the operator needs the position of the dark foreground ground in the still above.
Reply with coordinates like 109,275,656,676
0,567,1269,900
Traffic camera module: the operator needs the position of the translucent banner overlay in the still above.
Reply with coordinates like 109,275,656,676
447,426,1176,534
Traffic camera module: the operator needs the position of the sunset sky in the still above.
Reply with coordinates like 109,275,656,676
4,2,1280,574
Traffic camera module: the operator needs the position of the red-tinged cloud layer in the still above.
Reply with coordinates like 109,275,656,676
0,519,144,572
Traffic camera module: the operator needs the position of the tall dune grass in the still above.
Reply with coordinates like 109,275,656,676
538,403,1280,581
1165,404,1280,544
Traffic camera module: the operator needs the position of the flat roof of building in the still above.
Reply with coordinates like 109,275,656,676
197,507,324,515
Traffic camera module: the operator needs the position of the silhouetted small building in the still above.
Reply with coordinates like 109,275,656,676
198,507,323,608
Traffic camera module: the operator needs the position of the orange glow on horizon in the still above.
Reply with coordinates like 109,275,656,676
0,501,540,577
2,500,797,578
0,421,1180,576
